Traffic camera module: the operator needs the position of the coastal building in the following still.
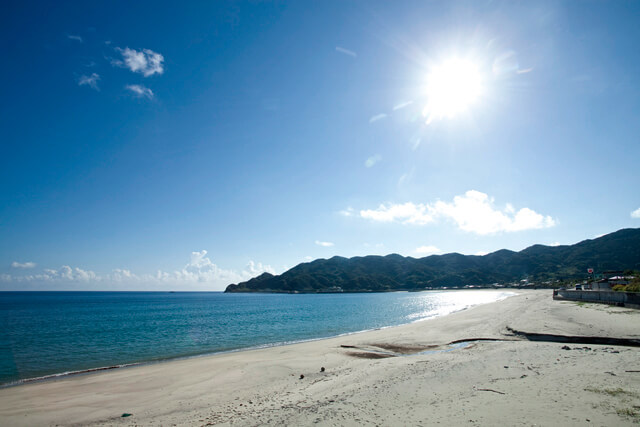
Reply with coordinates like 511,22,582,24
582,270,632,290
587,279,612,291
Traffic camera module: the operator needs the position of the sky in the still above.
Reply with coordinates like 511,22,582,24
1,0,640,291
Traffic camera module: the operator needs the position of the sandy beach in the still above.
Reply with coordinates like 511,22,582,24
1,289,639,426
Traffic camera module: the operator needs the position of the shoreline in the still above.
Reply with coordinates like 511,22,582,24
1,289,639,426
1,289,515,389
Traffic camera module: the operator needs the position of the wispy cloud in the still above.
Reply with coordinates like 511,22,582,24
12,261,36,269
365,154,382,168
398,168,415,187
415,245,441,256
356,190,556,235
315,240,334,247
410,137,421,151
339,207,355,217
631,207,640,219
126,84,154,99
393,101,413,111
112,47,164,77
335,46,357,57
369,113,387,123
78,73,100,90
363,242,385,249
516,67,533,74
67,34,83,43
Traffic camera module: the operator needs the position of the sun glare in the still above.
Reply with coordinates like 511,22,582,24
423,58,484,124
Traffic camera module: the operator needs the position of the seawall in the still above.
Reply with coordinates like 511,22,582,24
553,289,640,309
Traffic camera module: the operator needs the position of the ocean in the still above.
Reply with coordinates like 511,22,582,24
0,290,512,386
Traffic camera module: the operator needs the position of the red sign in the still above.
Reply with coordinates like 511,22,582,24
587,268,594,274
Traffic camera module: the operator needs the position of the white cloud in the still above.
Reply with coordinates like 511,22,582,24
431,190,555,235
53,266,97,281
369,113,387,123
5,265,100,283
365,154,382,168
335,46,357,57
126,84,154,99
631,207,640,219
188,250,212,269
105,252,274,287
110,268,135,282
315,240,334,247
475,251,489,256
1,251,274,291
360,202,434,225
113,47,164,77
415,245,441,255
548,242,561,247
78,73,100,90
356,190,556,235
67,34,83,43
245,260,274,276
11,261,36,269
154,251,275,287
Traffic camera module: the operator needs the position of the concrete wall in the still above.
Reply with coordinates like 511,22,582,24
553,290,640,308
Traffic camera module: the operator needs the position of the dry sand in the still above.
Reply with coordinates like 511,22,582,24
1,289,639,426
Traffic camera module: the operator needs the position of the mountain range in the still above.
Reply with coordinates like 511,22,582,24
225,228,640,293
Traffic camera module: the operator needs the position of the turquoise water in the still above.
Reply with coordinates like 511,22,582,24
0,290,511,385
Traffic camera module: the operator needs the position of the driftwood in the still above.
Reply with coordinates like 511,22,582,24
476,388,506,395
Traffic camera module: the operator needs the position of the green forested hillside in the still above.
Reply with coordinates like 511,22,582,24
225,228,640,293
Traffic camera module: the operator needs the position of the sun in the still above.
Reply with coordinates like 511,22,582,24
423,57,484,124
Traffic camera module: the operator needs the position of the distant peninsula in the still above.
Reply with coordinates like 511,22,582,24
224,228,640,293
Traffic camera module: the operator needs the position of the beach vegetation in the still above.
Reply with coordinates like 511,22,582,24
615,407,639,420
612,274,640,292
585,387,639,398
625,277,640,292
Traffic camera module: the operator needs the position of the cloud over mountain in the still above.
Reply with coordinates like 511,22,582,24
357,190,555,235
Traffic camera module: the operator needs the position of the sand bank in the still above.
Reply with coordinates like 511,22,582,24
1,290,639,426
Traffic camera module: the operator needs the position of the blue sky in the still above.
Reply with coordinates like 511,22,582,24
1,0,640,290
